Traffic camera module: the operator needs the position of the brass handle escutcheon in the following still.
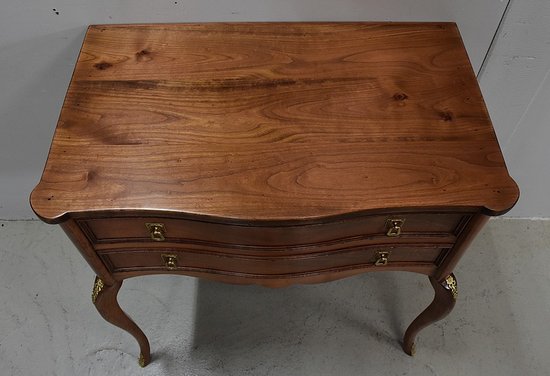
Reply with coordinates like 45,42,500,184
145,223,166,241
374,251,390,266
161,254,177,270
385,218,405,237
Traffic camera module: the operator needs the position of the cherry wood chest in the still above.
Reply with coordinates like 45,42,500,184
31,22,519,367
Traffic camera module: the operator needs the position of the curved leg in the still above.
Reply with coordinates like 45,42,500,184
403,273,457,355
92,277,151,367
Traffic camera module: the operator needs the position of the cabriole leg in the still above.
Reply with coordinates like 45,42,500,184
92,277,151,367
403,273,457,355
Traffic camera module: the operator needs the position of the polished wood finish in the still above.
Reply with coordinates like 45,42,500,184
81,212,468,247
403,274,457,355
435,213,490,281
30,23,518,366
92,279,151,367
99,244,446,275
61,219,116,285
31,22,518,223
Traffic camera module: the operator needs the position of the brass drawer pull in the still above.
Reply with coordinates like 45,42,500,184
161,254,177,270
386,218,405,237
374,251,390,266
145,223,166,241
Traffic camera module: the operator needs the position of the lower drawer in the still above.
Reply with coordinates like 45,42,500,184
99,245,450,276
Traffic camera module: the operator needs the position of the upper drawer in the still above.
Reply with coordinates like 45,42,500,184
78,211,471,252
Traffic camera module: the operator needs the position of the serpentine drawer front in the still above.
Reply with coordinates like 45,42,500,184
30,23,518,367
78,212,472,249
98,244,451,275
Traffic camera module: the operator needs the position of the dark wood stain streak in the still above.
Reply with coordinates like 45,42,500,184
93,62,113,70
74,76,365,92
439,111,454,121
393,92,409,101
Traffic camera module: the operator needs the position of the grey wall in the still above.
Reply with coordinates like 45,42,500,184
0,1,511,219
478,0,550,217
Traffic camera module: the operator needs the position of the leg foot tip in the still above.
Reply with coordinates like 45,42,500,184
138,353,149,367
403,342,416,356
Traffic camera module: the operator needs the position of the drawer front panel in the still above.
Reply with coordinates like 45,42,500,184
99,245,450,275
80,212,471,251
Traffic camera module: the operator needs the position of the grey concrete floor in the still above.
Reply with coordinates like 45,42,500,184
0,219,549,376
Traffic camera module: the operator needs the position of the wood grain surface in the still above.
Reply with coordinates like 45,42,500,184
31,23,519,223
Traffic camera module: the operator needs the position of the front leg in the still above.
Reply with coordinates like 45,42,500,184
92,277,151,367
403,273,457,355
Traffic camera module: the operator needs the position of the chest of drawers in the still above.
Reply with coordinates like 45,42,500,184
31,23,518,367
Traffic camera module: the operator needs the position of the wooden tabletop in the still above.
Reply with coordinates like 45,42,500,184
31,23,519,223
